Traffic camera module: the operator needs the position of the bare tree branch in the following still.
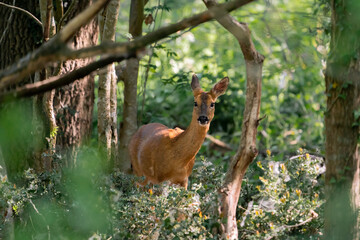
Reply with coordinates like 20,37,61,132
58,0,109,42
44,0,53,41
0,0,255,95
203,0,264,239
0,0,15,44
0,54,132,102
0,0,111,90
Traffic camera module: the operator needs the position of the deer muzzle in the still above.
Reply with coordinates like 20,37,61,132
197,116,209,125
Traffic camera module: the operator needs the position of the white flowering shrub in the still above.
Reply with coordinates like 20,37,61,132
239,149,325,239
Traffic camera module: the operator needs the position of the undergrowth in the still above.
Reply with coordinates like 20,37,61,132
0,148,324,239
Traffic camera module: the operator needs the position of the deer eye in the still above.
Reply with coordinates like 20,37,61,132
194,102,198,107
210,102,215,108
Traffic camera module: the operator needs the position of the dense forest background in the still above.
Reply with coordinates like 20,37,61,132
0,0,359,239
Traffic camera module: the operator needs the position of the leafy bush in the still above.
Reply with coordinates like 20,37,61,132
110,156,225,240
239,149,325,239
0,148,324,239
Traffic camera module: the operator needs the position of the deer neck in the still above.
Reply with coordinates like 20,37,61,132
172,114,209,166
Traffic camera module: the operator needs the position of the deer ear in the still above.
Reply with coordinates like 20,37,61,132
191,74,202,95
210,77,229,99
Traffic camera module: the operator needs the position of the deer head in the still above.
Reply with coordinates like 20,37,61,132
191,74,229,126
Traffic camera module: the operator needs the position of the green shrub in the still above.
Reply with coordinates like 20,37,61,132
0,148,324,239
239,149,324,239
110,156,225,240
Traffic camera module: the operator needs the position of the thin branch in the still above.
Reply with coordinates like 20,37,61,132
0,0,255,93
43,0,53,41
57,0,77,32
158,26,196,45
288,154,324,161
284,216,317,229
28,199,41,215
58,0,109,42
0,0,15,44
141,0,163,123
0,2,42,27
28,199,51,240
53,0,64,27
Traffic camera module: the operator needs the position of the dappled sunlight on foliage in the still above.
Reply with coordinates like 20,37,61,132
239,149,324,239
120,0,328,159
0,0,345,238
0,149,324,239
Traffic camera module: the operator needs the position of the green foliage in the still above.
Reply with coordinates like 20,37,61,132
0,0,332,239
0,101,40,183
109,156,226,239
0,148,109,239
111,176,210,239
130,0,328,157
49,126,58,139
0,149,324,239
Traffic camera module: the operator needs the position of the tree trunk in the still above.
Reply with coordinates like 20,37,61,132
53,0,98,167
0,0,43,183
97,0,121,167
202,1,263,239
117,0,144,172
324,0,360,239
36,0,57,172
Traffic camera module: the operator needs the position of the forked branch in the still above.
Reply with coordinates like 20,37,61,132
203,0,264,239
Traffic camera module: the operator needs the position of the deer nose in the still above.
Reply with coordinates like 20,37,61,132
197,116,209,125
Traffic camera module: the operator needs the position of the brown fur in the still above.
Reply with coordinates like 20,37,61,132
129,75,229,188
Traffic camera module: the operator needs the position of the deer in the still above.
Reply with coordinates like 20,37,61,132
128,74,229,189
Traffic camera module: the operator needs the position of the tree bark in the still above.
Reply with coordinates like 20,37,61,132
203,1,263,239
36,0,57,172
53,0,98,167
117,0,144,172
97,0,121,167
324,0,360,239
0,0,43,183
